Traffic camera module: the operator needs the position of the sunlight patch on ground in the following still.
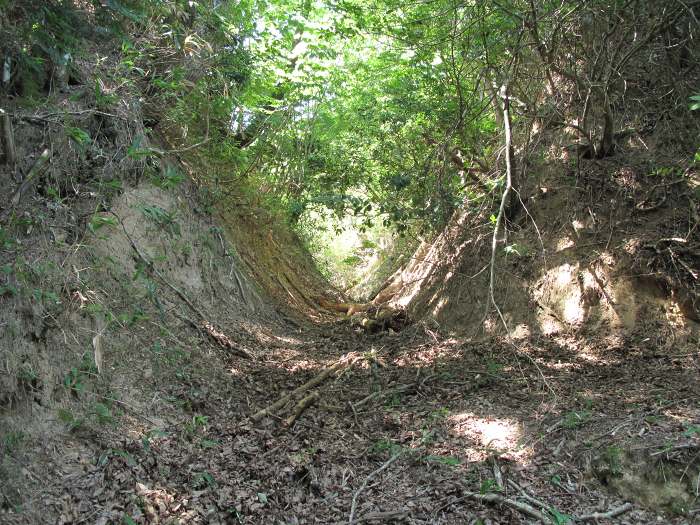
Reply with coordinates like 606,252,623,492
510,324,531,339
134,482,177,519
450,413,523,459
285,359,326,373
273,335,305,345
555,235,575,251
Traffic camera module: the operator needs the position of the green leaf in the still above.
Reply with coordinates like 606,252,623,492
88,215,117,233
93,403,113,424
683,424,700,438
479,478,499,494
423,455,460,466
57,408,74,424
548,507,573,525
66,126,91,146
689,94,700,111
127,135,157,159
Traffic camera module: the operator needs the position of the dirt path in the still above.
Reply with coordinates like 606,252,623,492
7,317,694,525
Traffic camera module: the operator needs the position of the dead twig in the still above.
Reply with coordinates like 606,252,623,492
173,311,252,358
506,479,550,513
348,452,403,525
577,502,633,521
457,489,552,523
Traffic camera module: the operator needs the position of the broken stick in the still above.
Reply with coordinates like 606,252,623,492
251,355,355,422
578,502,633,521
283,391,319,427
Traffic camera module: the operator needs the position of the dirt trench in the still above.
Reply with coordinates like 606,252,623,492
0,172,698,524
2,177,699,524
1,79,700,525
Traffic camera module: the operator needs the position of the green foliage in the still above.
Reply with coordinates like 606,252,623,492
97,448,136,468
423,455,460,466
117,306,149,326
184,414,209,437
2,431,27,454
58,400,115,432
562,410,592,430
92,402,113,424
139,205,181,237
88,215,117,233
479,478,501,494
602,445,624,476
141,428,167,451
151,165,185,189
32,288,60,305
57,408,85,431
192,471,216,489
682,423,700,438
127,135,157,160
63,353,98,396
66,126,91,148
148,340,186,366
371,439,401,455
689,94,700,111
548,507,574,525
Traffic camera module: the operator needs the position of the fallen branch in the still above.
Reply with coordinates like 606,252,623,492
459,490,551,523
250,354,356,422
348,452,403,525
201,320,252,358
577,502,633,521
283,391,319,427
352,383,413,409
507,479,550,513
